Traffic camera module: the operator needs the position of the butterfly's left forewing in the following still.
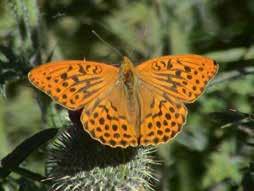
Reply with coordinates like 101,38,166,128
28,60,119,110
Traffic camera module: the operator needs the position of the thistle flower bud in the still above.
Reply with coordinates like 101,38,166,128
46,110,156,191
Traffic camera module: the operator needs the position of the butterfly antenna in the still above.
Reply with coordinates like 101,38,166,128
91,30,123,58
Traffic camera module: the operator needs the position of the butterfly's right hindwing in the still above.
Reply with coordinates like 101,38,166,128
138,82,187,145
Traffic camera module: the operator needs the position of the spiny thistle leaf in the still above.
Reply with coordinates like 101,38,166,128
0,0,41,96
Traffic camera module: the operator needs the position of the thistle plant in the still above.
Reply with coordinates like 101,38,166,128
45,110,157,191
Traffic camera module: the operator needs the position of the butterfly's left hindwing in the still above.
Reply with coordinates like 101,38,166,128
81,82,138,148
28,60,119,110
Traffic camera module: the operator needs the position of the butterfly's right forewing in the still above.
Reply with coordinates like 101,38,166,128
136,54,218,103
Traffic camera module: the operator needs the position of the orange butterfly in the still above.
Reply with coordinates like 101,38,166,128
28,55,218,148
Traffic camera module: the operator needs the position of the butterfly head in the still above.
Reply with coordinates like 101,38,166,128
119,56,136,82
121,56,134,72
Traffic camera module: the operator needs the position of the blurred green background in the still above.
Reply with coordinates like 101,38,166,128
0,0,254,190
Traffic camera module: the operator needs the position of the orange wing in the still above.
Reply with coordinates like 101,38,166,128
137,82,187,145
81,82,138,148
28,60,119,110
136,54,218,145
136,54,218,103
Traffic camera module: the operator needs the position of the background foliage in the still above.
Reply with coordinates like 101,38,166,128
0,0,254,190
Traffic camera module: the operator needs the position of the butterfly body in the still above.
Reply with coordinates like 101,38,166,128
119,57,141,136
28,54,218,148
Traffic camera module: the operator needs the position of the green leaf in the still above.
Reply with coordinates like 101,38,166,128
202,140,242,188
0,128,58,178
